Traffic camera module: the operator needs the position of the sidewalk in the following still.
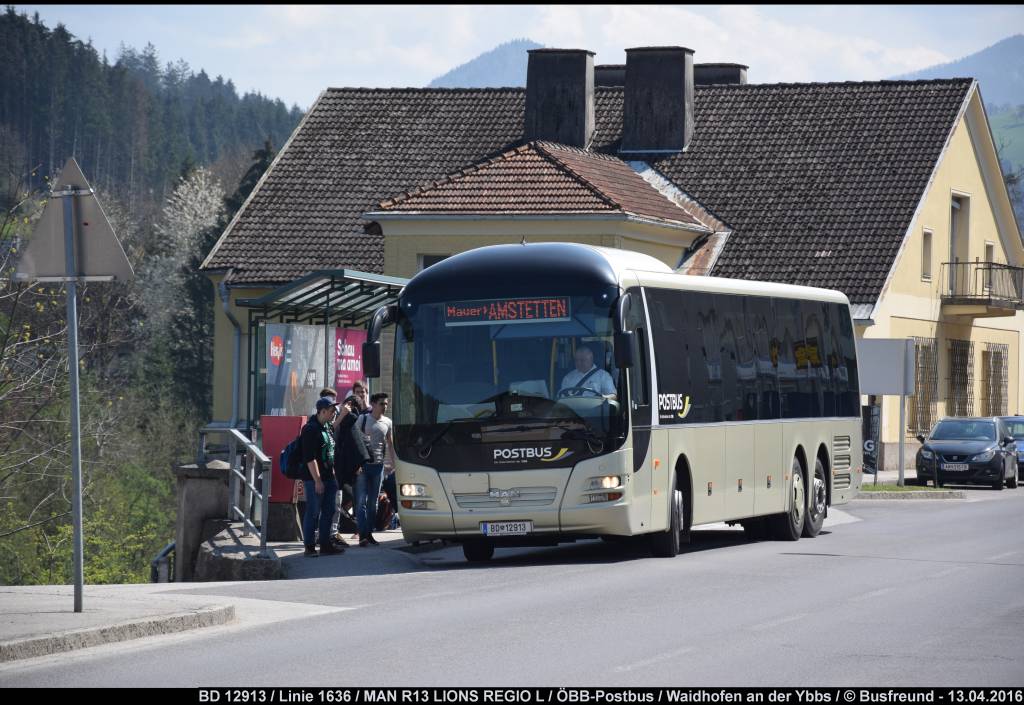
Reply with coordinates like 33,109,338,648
0,525,442,664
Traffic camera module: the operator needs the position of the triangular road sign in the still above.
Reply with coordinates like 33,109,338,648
14,158,133,282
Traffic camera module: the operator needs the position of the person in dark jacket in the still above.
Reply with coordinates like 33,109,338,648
301,397,344,557
330,396,371,541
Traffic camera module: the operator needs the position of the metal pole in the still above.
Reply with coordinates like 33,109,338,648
898,394,907,487
62,191,84,613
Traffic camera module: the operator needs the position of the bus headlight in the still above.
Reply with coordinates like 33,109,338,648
588,475,622,490
400,500,431,510
920,449,933,460
401,483,427,497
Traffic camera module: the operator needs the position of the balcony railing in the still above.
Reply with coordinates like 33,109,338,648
941,261,1024,315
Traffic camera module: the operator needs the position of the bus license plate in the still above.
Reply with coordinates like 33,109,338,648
942,463,968,472
481,521,533,536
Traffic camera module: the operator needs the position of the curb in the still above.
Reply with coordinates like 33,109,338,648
0,603,235,663
394,539,453,555
854,490,966,500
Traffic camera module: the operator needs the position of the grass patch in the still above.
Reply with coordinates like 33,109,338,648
859,482,944,492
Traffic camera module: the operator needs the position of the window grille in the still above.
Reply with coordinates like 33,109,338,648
947,339,974,417
980,343,1009,417
906,337,937,435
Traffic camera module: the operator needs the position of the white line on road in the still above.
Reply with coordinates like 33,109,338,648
929,566,967,579
614,646,695,673
749,612,808,631
850,587,894,603
986,551,1018,561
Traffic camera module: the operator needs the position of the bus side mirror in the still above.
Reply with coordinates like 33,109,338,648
614,331,635,369
363,341,382,379
915,434,925,444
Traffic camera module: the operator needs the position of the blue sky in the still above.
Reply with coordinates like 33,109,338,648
16,4,1024,110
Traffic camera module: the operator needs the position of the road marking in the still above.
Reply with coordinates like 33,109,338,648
614,646,695,673
986,551,1018,561
929,566,967,579
850,587,893,603
750,612,807,631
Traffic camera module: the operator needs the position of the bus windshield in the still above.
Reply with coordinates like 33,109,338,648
393,294,628,466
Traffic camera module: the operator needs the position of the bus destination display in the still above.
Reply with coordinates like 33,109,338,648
445,297,571,326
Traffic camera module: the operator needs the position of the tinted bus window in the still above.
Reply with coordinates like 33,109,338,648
717,294,741,421
834,303,860,416
800,300,825,418
776,298,808,419
735,298,759,421
746,297,779,419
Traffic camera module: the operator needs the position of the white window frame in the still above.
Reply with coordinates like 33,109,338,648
921,228,932,281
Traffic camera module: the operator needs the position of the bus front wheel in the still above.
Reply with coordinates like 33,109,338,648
770,457,805,541
651,475,683,557
463,539,494,562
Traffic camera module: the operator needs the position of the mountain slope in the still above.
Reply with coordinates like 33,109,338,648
893,34,1024,107
428,39,542,88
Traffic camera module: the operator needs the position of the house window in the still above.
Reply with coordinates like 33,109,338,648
981,343,1008,417
947,339,974,417
418,254,450,271
984,242,995,291
906,337,937,436
921,230,932,280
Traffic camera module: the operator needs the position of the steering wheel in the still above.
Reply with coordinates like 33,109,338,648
557,386,605,399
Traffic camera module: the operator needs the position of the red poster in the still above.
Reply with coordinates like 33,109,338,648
334,328,368,399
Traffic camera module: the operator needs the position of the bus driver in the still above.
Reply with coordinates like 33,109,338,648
559,345,617,400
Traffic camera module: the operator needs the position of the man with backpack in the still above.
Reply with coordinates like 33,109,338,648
332,395,370,542
300,397,345,557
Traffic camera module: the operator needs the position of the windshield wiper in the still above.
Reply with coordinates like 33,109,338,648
417,416,492,458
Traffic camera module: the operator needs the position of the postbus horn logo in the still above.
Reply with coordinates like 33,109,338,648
270,335,284,367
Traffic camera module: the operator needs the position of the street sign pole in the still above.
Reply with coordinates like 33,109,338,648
61,189,85,613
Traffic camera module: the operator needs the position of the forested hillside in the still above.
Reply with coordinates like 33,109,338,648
0,6,302,208
0,8,297,585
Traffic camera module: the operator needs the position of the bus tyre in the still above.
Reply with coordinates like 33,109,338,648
770,458,805,541
463,539,494,562
802,458,827,538
651,477,682,557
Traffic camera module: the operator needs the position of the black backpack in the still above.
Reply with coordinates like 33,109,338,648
279,434,304,480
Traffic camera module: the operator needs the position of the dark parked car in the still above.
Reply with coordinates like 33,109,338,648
915,417,1018,490
998,416,1024,481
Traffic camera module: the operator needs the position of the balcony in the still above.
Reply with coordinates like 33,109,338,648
940,261,1024,318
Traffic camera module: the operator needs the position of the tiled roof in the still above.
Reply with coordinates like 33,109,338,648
376,141,704,228
203,79,974,305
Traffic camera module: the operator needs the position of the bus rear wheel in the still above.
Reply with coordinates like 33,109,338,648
463,539,494,562
651,475,682,557
802,458,827,538
770,457,804,541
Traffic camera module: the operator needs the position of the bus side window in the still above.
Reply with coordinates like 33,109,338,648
630,328,649,408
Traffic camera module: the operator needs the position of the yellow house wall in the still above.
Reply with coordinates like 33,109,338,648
381,218,697,279
867,90,1024,449
207,273,272,425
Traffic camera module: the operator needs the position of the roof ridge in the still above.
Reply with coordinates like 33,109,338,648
378,141,553,209
531,142,624,211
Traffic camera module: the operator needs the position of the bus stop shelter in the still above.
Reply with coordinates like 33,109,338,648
235,269,407,427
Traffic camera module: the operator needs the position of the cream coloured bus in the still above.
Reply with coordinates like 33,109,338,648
364,243,863,562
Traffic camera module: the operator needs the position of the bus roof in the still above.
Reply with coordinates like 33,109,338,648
402,243,850,306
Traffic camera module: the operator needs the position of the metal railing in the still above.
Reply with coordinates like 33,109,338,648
150,541,176,583
198,424,273,558
941,261,1024,307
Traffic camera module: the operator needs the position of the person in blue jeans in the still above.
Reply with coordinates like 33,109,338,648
355,393,396,547
301,397,344,557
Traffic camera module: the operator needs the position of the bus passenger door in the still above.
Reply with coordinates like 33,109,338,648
626,286,654,533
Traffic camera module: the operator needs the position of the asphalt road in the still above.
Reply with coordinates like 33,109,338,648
2,488,1023,687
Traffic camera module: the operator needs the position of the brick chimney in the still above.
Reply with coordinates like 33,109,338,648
621,46,694,154
694,63,748,85
525,49,595,148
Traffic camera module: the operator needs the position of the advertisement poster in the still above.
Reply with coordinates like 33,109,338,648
334,328,367,400
265,324,367,416
862,402,881,474
265,323,330,417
